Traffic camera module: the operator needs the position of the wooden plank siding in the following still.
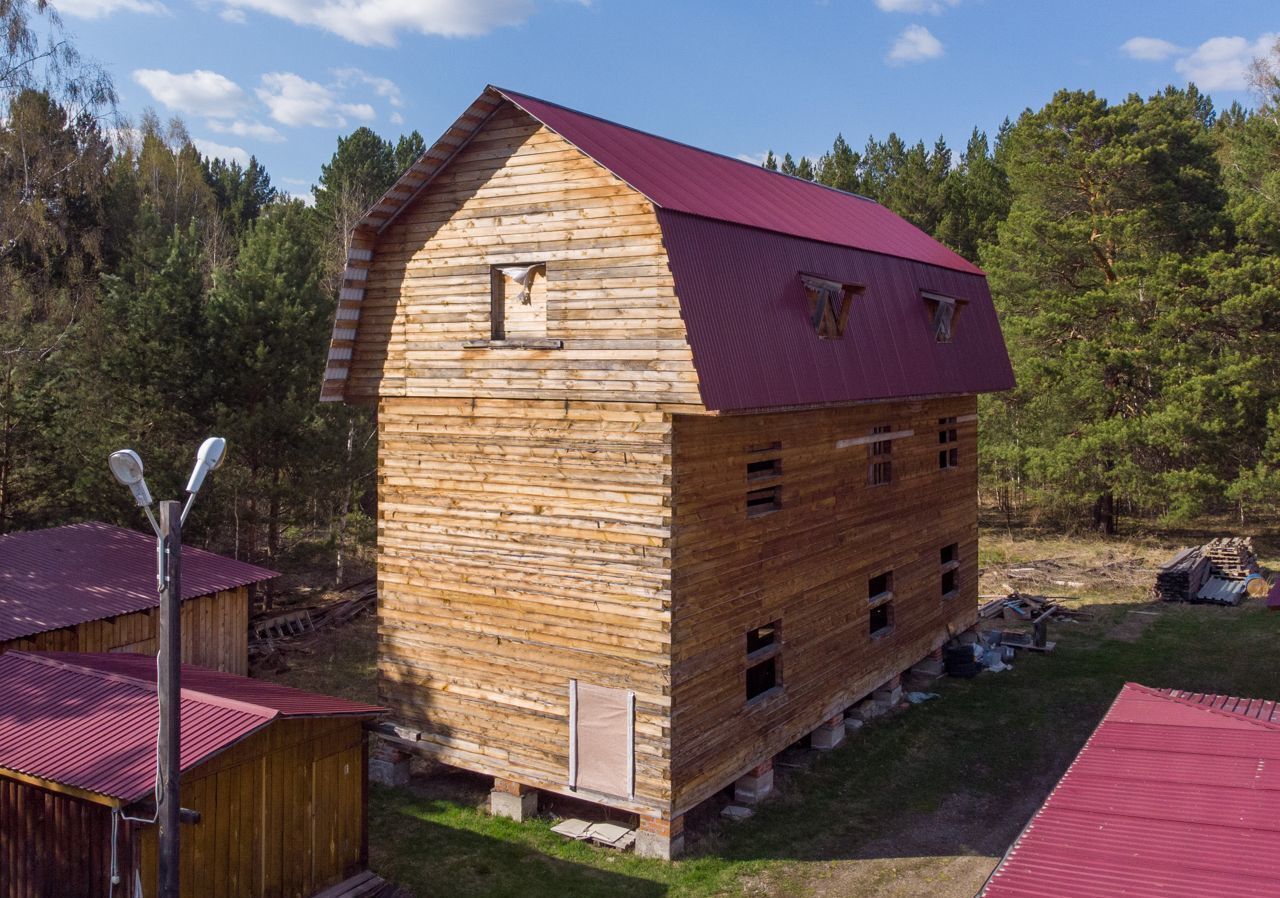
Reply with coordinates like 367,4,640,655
0,586,250,675
344,101,702,407
0,777,131,898
668,397,980,813
0,718,365,898
376,397,674,814
133,718,368,898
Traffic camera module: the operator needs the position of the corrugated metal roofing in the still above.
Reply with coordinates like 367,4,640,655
323,86,1014,409
0,652,382,802
979,683,1280,898
0,521,278,643
496,88,982,276
658,210,1013,410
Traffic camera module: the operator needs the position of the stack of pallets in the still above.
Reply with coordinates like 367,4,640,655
1203,537,1258,579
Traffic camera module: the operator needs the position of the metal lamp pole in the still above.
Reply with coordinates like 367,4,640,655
109,438,227,898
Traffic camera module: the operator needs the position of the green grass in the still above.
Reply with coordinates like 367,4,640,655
260,534,1280,897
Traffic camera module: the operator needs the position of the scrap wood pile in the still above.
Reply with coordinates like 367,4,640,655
250,580,375,653
1154,537,1266,606
979,591,1091,624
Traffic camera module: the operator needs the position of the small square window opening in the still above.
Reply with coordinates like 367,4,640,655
938,417,959,470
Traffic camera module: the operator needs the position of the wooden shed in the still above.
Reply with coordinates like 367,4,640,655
0,651,384,898
321,86,1015,857
0,522,276,674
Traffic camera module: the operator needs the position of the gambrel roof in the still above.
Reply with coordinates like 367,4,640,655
322,86,1014,411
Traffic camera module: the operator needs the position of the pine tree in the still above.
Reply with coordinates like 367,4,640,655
762,150,778,171
794,156,815,181
816,133,863,193
779,152,798,176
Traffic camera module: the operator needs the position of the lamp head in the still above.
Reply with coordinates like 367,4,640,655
185,437,227,495
108,449,153,507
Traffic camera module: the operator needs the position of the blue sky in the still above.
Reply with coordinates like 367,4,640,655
51,0,1279,201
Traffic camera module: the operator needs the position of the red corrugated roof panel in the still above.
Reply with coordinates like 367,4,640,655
979,683,1280,898
496,88,983,277
0,521,277,643
657,210,1013,410
0,652,382,802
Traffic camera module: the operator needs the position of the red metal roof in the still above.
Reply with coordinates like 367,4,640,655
0,652,382,803
980,683,1280,898
658,210,1013,410
0,522,277,643
496,88,982,276
323,86,1014,409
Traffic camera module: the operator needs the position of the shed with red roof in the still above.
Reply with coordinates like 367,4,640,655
0,651,382,898
322,86,1014,857
0,522,277,674
979,682,1280,898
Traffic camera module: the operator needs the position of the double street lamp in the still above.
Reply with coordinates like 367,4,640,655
108,437,227,898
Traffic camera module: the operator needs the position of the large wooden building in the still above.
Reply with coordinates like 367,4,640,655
0,651,383,898
0,522,276,674
322,86,1015,857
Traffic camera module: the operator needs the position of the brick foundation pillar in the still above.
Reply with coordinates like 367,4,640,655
489,777,538,821
635,813,685,860
734,760,775,805
810,714,846,751
368,739,411,787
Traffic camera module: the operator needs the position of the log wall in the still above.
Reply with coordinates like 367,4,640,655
346,100,701,406
668,397,980,813
0,586,250,675
376,396,674,814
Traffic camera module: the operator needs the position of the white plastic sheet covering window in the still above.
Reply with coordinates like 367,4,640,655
498,264,540,305
568,680,635,799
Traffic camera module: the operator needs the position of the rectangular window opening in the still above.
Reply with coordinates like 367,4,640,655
746,621,782,702
491,262,547,341
869,570,894,603
941,542,960,598
869,424,893,486
938,417,959,470
869,601,894,639
746,443,783,517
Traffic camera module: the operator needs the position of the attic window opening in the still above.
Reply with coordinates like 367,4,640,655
923,292,965,343
490,263,547,341
801,275,863,339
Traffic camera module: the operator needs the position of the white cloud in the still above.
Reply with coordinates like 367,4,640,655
736,151,768,165
333,67,404,107
207,118,285,142
217,0,535,46
133,68,246,118
887,24,944,65
1174,33,1278,90
389,111,405,125
52,0,165,18
193,138,249,166
257,72,378,127
1121,36,1182,61
874,0,958,13
1125,32,1278,91
220,6,246,22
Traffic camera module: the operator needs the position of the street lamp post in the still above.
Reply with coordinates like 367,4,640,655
108,437,227,898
